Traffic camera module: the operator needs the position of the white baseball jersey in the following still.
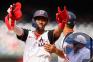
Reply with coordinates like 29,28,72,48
55,32,72,62
24,31,51,62
17,30,54,62
55,33,67,62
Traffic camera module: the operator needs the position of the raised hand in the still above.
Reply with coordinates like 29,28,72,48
56,6,69,24
5,2,22,30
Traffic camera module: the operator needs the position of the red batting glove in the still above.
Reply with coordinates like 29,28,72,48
7,2,22,20
5,15,15,30
56,6,69,23
56,6,69,30
13,2,22,20
5,2,22,30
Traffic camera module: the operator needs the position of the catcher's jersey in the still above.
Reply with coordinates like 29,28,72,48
17,29,55,62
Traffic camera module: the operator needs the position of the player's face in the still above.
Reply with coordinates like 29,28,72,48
72,41,84,53
35,17,48,30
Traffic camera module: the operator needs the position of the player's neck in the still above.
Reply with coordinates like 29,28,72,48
63,29,73,36
35,29,45,35
34,30,44,39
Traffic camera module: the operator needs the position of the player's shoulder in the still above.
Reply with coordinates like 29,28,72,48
40,30,52,39
42,30,52,34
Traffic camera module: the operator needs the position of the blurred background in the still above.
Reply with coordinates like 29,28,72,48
0,0,93,62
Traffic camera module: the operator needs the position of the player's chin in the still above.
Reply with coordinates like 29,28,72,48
38,26,45,30
38,25,45,28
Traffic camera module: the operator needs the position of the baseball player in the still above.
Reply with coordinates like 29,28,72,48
44,10,91,62
44,11,76,62
68,35,90,62
4,2,69,62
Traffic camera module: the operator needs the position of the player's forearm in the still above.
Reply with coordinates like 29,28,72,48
13,26,23,36
53,27,62,38
53,22,66,38
54,47,66,59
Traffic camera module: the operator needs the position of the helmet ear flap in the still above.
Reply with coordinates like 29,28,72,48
32,18,37,28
